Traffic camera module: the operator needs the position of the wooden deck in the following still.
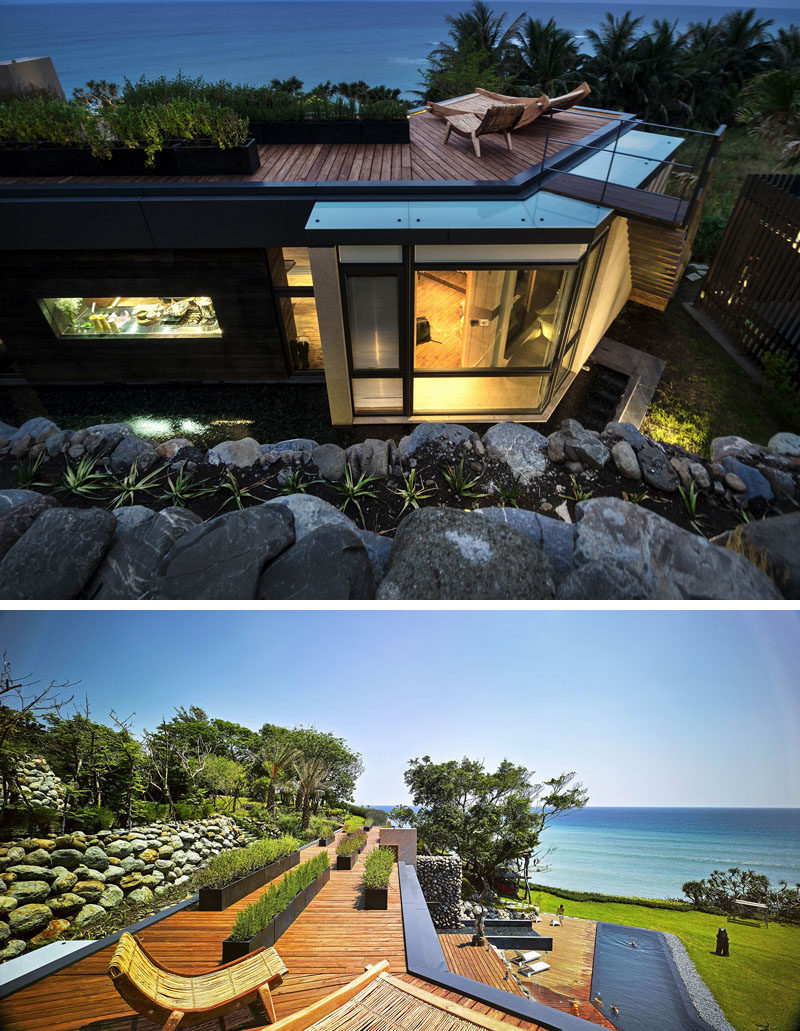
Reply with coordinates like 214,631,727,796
439,935,527,997
0,109,616,187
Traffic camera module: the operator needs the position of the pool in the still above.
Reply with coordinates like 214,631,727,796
591,923,713,1031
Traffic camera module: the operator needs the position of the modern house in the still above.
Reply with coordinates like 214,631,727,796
0,101,723,427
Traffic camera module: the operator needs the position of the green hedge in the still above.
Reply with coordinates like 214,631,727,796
364,847,394,890
193,834,299,890
528,883,693,911
337,832,367,857
230,851,329,940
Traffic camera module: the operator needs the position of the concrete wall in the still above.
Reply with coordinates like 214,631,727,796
0,57,65,98
308,247,352,425
379,828,417,867
573,216,631,370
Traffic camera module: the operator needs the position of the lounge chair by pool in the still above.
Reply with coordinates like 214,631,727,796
519,961,551,976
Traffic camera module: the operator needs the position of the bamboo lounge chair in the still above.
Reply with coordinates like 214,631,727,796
428,82,591,131
107,931,288,1030
443,103,524,157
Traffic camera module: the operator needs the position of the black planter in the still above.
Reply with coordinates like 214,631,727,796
337,852,358,871
360,121,410,144
23,146,103,177
319,835,335,846
0,147,34,176
365,887,389,910
198,850,300,911
312,121,361,144
251,121,313,145
221,921,276,963
174,138,260,175
96,145,178,176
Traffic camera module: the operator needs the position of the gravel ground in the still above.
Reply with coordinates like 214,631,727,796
663,931,736,1031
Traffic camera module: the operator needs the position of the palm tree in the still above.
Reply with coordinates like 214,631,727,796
294,756,332,830
444,0,527,66
768,26,800,70
629,20,694,123
260,738,300,815
512,18,583,96
584,11,644,110
718,8,774,87
737,69,800,162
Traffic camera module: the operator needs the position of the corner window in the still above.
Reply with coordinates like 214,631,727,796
268,248,323,372
39,296,222,338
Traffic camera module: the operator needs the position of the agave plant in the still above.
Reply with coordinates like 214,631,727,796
331,465,382,526
58,456,107,498
107,459,164,509
388,467,434,515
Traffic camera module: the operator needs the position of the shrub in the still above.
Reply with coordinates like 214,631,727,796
230,852,329,940
0,97,103,152
337,832,367,857
174,800,213,821
529,883,692,911
74,805,116,832
363,847,394,890
193,834,299,890
343,816,363,834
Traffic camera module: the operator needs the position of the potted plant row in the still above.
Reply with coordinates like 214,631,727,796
221,852,330,962
250,119,409,146
363,846,395,910
194,834,300,911
335,832,368,871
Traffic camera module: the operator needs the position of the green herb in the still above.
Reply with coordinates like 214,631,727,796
229,851,329,941
217,470,266,510
58,456,107,498
363,846,395,890
331,466,381,526
193,834,299,891
16,450,47,489
560,476,593,502
160,466,212,507
496,475,522,508
107,459,163,509
336,832,367,857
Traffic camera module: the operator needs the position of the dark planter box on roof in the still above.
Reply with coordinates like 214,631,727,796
199,850,300,911
364,886,388,910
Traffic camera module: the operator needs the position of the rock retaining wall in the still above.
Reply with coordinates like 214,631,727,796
0,814,245,961
1,417,798,600
0,756,65,810
416,855,462,929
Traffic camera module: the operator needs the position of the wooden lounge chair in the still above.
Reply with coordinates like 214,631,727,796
443,103,524,157
428,82,590,130
107,931,288,1030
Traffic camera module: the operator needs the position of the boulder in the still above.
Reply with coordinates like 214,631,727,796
604,422,648,449
689,463,711,490
110,435,159,474
82,846,110,872
257,524,375,600
262,438,318,455
6,865,57,883
105,840,133,859
0,420,18,437
611,440,641,480
45,429,73,457
151,505,295,600
720,457,774,504
71,903,106,930
473,508,576,584
757,464,795,501
0,508,116,599
74,879,105,902
52,869,78,893
30,918,72,944
0,895,18,916
48,892,86,915
84,422,136,441
564,429,610,470
0,939,26,961
9,902,52,937
710,435,758,463
713,512,800,599
156,438,193,460
357,529,393,588
768,432,800,457
0,496,61,562
264,494,354,541
637,445,680,493
127,885,155,905
573,497,782,599
377,508,556,600
6,880,51,903
49,849,85,869
120,872,144,889
556,559,658,599
9,417,59,442
482,423,548,483
398,424,472,458
724,472,747,493
98,883,125,909
207,437,263,468
84,507,201,600
0,489,43,513
311,443,346,481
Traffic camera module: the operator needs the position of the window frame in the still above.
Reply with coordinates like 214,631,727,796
267,248,324,377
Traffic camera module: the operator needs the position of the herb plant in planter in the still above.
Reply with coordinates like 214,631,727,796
193,834,299,910
222,851,330,962
336,832,367,870
363,846,394,909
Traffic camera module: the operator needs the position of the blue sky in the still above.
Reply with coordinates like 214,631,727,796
1,610,798,808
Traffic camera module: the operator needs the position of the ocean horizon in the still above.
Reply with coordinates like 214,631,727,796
366,806,800,900
1,0,797,99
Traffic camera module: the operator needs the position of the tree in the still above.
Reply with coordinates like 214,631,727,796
737,69,800,163
260,736,301,814
401,755,587,891
584,12,644,111
201,754,244,809
417,45,503,103
294,755,332,830
260,722,363,805
512,18,583,96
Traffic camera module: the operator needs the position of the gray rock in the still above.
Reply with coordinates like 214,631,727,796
51,870,78,893
547,431,568,463
0,495,60,561
0,939,26,961
0,489,43,513
257,524,374,599
670,455,694,490
713,512,800,599
689,463,711,490
0,420,18,437
9,418,59,442
611,440,641,480
71,903,106,930
724,472,747,493
9,435,34,458
710,435,758,463
84,422,136,440
556,559,658,599
6,865,56,883
207,437,262,468
264,494,355,541
398,423,473,458
573,497,782,599
359,439,389,478
98,883,125,909
357,529,393,588
565,429,610,470
604,422,648,449
113,506,156,536
261,438,318,454
0,508,116,600
127,885,155,905
110,436,159,474
638,445,680,493
48,892,85,915
156,438,192,460
721,457,774,503
757,464,795,501
482,423,548,483
152,505,294,599
6,880,51,903
85,507,201,599
82,846,110,872
9,902,53,937
768,432,800,458
311,443,346,481
45,429,72,457
474,508,576,584
377,508,556,600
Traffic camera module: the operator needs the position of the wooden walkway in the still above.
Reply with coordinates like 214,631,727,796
0,110,615,187
0,827,406,1031
439,935,527,997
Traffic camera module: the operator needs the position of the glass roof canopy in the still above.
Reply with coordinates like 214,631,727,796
306,191,611,233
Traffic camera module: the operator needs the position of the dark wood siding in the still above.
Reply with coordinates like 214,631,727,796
696,173,800,380
0,249,290,383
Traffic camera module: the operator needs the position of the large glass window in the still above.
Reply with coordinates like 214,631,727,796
39,296,221,338
413,267,574,372
268,248,323,372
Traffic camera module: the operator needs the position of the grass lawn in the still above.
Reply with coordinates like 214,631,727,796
523,889,800,1031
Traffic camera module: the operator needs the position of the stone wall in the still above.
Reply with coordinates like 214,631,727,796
0,814,245,961
0,755,65,810
416,855,462,929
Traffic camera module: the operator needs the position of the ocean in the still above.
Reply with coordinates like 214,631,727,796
368,806,800,900
1,1,797,100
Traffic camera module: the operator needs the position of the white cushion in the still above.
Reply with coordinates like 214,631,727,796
519,961,551,976
513,950,542,964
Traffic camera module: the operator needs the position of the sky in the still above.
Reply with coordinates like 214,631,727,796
1,610,798,809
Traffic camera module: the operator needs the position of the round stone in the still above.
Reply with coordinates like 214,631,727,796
49,892,86,915
30,918,71,944
7,880,50,903
98,884,124,909
74,879,105,902
82,846,109,872
127,886,154,905
71,904,107,930
9,903,53,937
